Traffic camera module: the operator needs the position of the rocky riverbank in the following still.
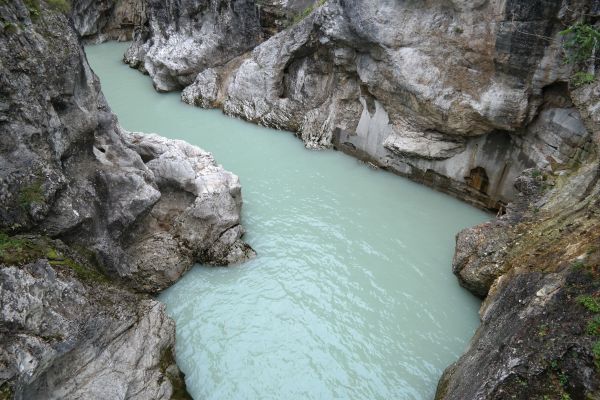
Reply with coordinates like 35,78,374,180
78,0,597,210
3,0,600,399
0,1,252,398
70,0,600,398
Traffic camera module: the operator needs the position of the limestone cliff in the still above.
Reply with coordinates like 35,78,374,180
0,0,252,398
118,0,595,209
39,0,600,398
71,0,144,42
436,80,600,399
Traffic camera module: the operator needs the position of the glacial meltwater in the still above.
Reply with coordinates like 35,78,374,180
86,42,489,400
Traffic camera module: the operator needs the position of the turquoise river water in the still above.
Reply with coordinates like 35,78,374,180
86,42,489,400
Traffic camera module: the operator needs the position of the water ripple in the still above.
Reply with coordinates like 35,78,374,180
86,42,491,400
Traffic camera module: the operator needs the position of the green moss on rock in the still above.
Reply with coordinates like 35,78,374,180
0,232,108,283
46,0,70,14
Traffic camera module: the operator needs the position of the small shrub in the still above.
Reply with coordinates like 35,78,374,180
453,26,464,34
572,260,588,271
3,22,18,34
290,0,327,25
571,71,595,87
560,23,600,64
587,316,600,336
577,295,600,313
558,372,568,387
593,341,600,369
19,179,43,210
46,0,70,14
23,0,40,20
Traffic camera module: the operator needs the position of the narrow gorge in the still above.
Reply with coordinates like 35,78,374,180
1,0,599,399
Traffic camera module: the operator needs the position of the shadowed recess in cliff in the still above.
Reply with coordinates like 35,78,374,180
86,42,490,400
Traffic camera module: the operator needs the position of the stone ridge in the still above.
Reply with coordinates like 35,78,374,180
0,1,253,398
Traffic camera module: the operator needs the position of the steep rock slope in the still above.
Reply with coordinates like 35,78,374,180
70,0,144,42
436,80,600,399
126,0,595,209
0,1,252,398
123,0,264,91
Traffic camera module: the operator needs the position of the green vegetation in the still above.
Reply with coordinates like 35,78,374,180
560,23,600,64
571,71,595,87
576,292,600,371
571,260,586,271
560,23,599,87
577,295,600,313
586,315,600,336
19,179,44,210
2,21,18,33
46,0,70,13
593,341,600,369
558,372,568,387
0,383,12,400
23,0,40,20
0,232,108,283
531,169,543,178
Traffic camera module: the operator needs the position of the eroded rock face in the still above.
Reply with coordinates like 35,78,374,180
131,0,593,208
0,1,252,397
122,132,255,291
124,0,263,91
437,161,600,399
1,255,186,400
437,75,600,399
71,0,145,42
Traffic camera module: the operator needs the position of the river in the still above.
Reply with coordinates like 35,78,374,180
86,42,489,400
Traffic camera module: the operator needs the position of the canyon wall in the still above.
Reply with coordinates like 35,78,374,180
437,80,600,399
64,0,600,398
116,0,596,209
0,1,253,398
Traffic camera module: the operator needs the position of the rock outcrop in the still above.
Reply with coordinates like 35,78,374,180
123,0,596,209
0,0,252,398
123,0,263,92
71,0,145,42
436,79,600,399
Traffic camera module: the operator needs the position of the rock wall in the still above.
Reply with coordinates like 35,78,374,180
120,0,594,209
0,0,252,397
123,0,264,92
71,0,145,42
436,79,600,399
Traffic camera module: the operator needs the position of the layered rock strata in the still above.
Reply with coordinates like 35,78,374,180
0,1,252,398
